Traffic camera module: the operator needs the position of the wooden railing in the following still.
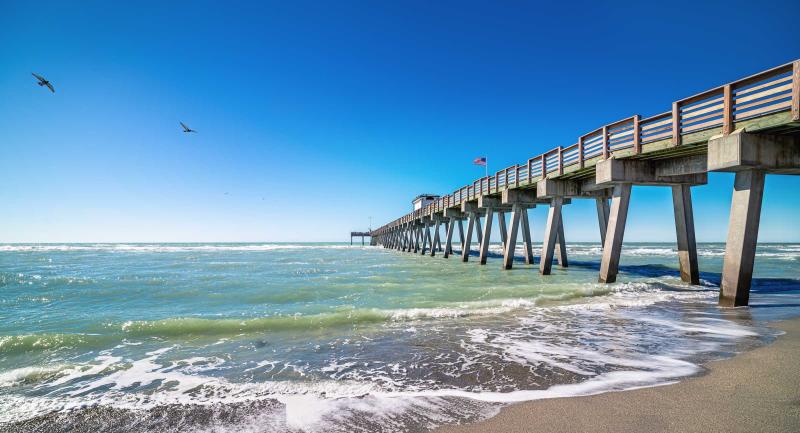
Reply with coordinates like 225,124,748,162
373,60,800,235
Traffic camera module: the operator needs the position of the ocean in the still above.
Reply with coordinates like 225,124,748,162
1,242,799,432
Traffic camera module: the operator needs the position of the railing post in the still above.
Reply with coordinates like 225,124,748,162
515,165,520,187
672,101,682,146
527,159,533,184
722,84,734,135
632,115,641,154
540,155,546,179
557,146,563,175
601,126,609,159
792,60,800,121
578,136,585,168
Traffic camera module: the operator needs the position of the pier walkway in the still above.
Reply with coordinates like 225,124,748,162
370,60,800,307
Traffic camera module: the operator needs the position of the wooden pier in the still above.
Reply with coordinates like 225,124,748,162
370,60,800,307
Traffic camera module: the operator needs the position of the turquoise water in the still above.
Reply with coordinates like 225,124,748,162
1,242,799,432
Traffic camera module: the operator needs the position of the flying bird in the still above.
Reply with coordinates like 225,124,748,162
32,73,55,93
180,122,197,133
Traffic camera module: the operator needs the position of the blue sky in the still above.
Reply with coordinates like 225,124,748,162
1,0,798,242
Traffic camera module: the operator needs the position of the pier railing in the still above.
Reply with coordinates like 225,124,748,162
375,60,800,233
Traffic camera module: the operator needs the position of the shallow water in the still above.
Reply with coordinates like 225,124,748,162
1,242,798,432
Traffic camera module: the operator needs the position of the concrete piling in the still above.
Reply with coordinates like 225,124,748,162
462,211,477,262
502,204,522,269
672,185,699,284
719,170,765,307
479,206,494,265
540,197,564,275
596,197,610,247
498,211,507,251
521,210,534,265
598,183,632,283
555,218,568,268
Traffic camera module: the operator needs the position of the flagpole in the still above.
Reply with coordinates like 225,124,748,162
485,158,488,178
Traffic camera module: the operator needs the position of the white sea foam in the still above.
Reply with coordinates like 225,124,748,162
0,365,71,388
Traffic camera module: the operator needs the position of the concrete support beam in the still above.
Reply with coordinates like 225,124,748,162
435,224,443,252
580,177,605,192
708,129,800,174
502,189,538,206
443,209,465,256
720,170,765,307
420,217,433,255
421,222,431,255
457,220,465,252
475,215,483,250
478,196,502,209
598,184,632,283
537,179,579,199
430,219,441,257
417,225,423,252
539,197,563,275
596,157,707,186
502,203,523,269
540,178,606,199
521,210,534,265
500,189,536,269
555,218,568,268
672,185,699,284
397,228,402,250
479,206,494,265
444,218,456,258
462,212,477,262
443,208,464,219
596,197,610,247
498,211,507,250
461,201,478,214
656,154,708,176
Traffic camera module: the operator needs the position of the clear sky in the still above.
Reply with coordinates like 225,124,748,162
1,0,798,243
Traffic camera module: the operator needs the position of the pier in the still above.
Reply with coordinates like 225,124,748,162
350,231,373,246
370,60,800,307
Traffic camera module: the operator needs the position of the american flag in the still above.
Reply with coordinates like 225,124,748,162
473,157,487,166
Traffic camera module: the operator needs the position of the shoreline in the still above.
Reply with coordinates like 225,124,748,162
436,316,800,433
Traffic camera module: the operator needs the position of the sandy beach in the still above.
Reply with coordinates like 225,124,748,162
438,317,800,433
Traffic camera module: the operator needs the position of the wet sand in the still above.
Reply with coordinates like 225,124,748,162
437,316,800,433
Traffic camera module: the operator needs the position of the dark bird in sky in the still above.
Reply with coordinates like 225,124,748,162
180,122,197,133
32,73,55,93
